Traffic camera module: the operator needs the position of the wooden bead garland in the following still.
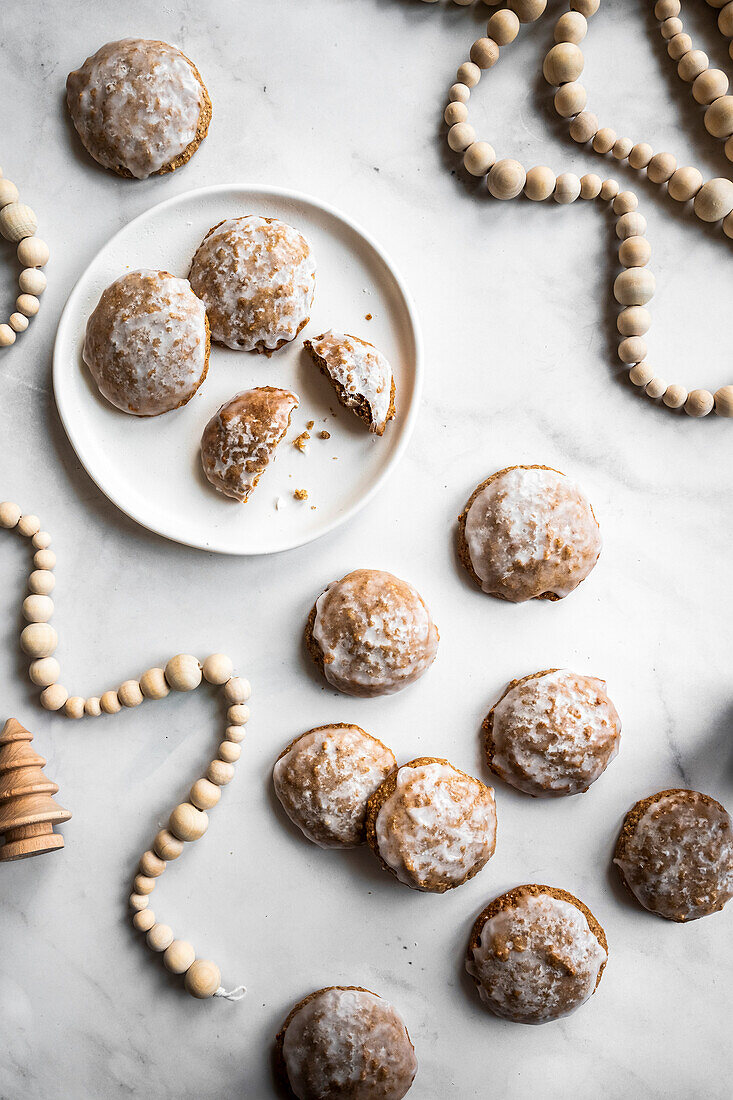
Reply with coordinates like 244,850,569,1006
0,168,48,348
1,503,250,1000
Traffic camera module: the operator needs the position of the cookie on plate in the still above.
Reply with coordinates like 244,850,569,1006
273,724,396,848
614,788,733,922
83,269,209,416
275,986,417,1100
66,39,211,179
304,330,396,435
483,668,621,797
200,386,298,502
305,569,439,697
189,215,315,353
466,884,608,1024
365,757,497,893
457,465,602,602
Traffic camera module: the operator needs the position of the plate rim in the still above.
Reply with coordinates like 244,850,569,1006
52,182,423,556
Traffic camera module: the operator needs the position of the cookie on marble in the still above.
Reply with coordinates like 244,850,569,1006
305,569,439,698
83,269,209,416
66,39,211,179
365,756,497,893
483,668,621,797
189,216,316,353
457,465,602,602
614,788,733,922
466,884,608,1024
304,330,396,435
276,986,417,1100
273,724,396,848
200,386,298,502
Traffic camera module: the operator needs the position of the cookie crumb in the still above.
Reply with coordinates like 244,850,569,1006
294,488,308,501
275,496,285,511
306,420,314,430
293,431,310,453
365,313,372,321
319,430,331,439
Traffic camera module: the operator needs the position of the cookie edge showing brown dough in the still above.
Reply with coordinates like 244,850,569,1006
304,334,397,435
364,756,497,894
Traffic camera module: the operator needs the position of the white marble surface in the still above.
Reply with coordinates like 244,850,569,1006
1,1,732,1097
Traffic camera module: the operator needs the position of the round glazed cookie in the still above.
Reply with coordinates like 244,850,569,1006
188,216,316,353
483,668,621,797
466,885,608,1024
365,757,497,893
304,331,396,435
457,465,602,602
614,789,733,922
200,386,299,502
276,986,417,1100
83,269,209,416
305,569,439,698
273,724,396,848
66,39,211,179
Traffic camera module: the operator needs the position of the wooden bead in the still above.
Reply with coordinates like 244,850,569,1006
9,313,29,333
618,336,647,364
139,850,166,877
218,741,241,764
20,623,57,658
29,656,60,687
133,874,155,896
569,111,598,143
629,362,655,387
592,127,616,154
554,11,587,43
660,16,684,39
509,0,547,22
667,33,692,61
154,829,184,861
100,690,121,715
84,697,102,717
714,385,733,416
0,324,15,347
612,137,633,160
206,759,235,786
645,377,668,399
456,62,481,88
17,514,41,537
678,50,708,82
449,83,471,104
28,570,55,595
227,704,250,726
185,959,221,999
464,142,496,176
668,166,703,201
139,667,170,700
40,684,68,711
600,179,619,201
720,1,733,35
118,680,143,707
447,123,476,152
17,294,40,317
470,38,500,70
726,135,733,163
693,69,729,104
164,940,196,975
222,677,251,704
444,102,468,126
0,203,37,243
133,908,156,932
34,549,55,570
571,0,599,14
619,236,651,267
543,43,584,86
628,142,654,169
685,389,714,417
64,697,85,720
165,654,202,692
705,96,733,137
31,531,51,550
614,268,655,305
169,802,209,842
525,166,556,200
0,179,19,207
488,158,526,199
190,778,221,811
612,191,638,215
647,152,676,183
655,0,680,17
663,384,688,408
0,502,21,528
17,237,49,268
489,10,520,45
554,82,586,118
129,893,150,912
554,172,581,203
22,594,53,623
147,924,174,953
617,306,651,336
225,724,247,743
202,653,234,685
694,177,733,221
580,173,602,199
19,268,46,295
616,211,647,238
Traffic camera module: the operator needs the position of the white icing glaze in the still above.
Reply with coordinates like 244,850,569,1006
614,791,733,921
83,269,207,416
307,331,393,432
464,467,602,602
273,726,395,848
489,669,621,796
311,570,439,697
282,987,417,1100
189,216,316,352
375,761,496,891
466,892,607,1024
66,39,204,179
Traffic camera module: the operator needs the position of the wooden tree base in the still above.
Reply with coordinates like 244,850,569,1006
0,821,65,862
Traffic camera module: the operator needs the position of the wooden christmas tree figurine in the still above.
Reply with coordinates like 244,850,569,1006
0,718,71,862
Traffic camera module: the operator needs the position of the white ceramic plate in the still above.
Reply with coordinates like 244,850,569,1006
53,184,421,554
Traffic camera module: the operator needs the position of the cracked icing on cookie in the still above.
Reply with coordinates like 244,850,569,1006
66,39,205,179
189,216,316,352
463,466,601,602
487,669,621,797
467,891,607,1024
83,269,208,416
305,331,394,434
614,790,733,922
374,761,496,891
273,725,395,848
311,570,438,697
281,987,417,1100
200,387,298,502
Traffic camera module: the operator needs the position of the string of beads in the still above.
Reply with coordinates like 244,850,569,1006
0,169,49,348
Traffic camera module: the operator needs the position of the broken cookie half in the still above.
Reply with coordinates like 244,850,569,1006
304,330,395,435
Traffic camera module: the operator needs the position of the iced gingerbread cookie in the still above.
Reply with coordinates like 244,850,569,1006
304,331,396,435
365,757,497,893
276,986,417,1100
614,788,733,922
457,465,602,602
466,885,608,1024
189,216,315,353
200,386,298,502
83,269,209,416
273,724,396,848
305,569,439,698
483,668,621,797
66,39,211,179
